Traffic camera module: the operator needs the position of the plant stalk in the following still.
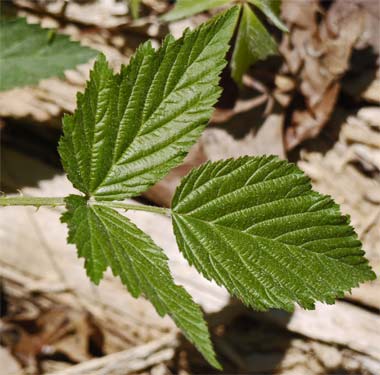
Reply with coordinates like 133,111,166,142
0,196,66,207
0,195,171,216
99,201,171,216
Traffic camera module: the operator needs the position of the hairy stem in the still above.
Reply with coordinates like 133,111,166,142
97,201,171,216
0,195,171,216
0,196,66,207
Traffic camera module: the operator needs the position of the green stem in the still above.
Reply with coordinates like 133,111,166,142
0,196,65,207
99,201,171,216
0,195,171,216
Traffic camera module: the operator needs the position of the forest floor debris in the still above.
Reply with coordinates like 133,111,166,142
1,1,379,374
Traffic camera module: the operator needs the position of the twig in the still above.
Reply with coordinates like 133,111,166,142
47,333,178,375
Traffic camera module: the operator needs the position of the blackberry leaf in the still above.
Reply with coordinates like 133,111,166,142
62,195,220,368
59,7,240,200
0,17,96,91
172,156,376,311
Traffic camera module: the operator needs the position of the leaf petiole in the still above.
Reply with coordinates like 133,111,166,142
0,196,66,207
96,201,171,216
0,195,171,216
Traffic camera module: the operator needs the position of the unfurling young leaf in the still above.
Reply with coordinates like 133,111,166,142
231,4,277,84
172,156,376,311
59,7,240,367
162,0,288,84
0,18,96,92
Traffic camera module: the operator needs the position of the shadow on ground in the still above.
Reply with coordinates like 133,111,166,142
174,301,293,374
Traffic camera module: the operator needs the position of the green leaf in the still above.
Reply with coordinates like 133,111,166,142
162,0,232,22
59,7,240,200
62,195,220,368
231,4,277,84
0,17,97,92
128,0,141,19
172,156,376,311
248,0,288,32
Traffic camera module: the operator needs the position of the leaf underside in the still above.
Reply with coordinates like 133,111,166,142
59,6,240,201
62,195,220,368
0,17,96,92
172,156,376,311
231,4,277,84
162,0,231,22
248,0,288,32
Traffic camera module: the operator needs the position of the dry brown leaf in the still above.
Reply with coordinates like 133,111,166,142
280,0,379,149
285,83,340,150
1,301,105,368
